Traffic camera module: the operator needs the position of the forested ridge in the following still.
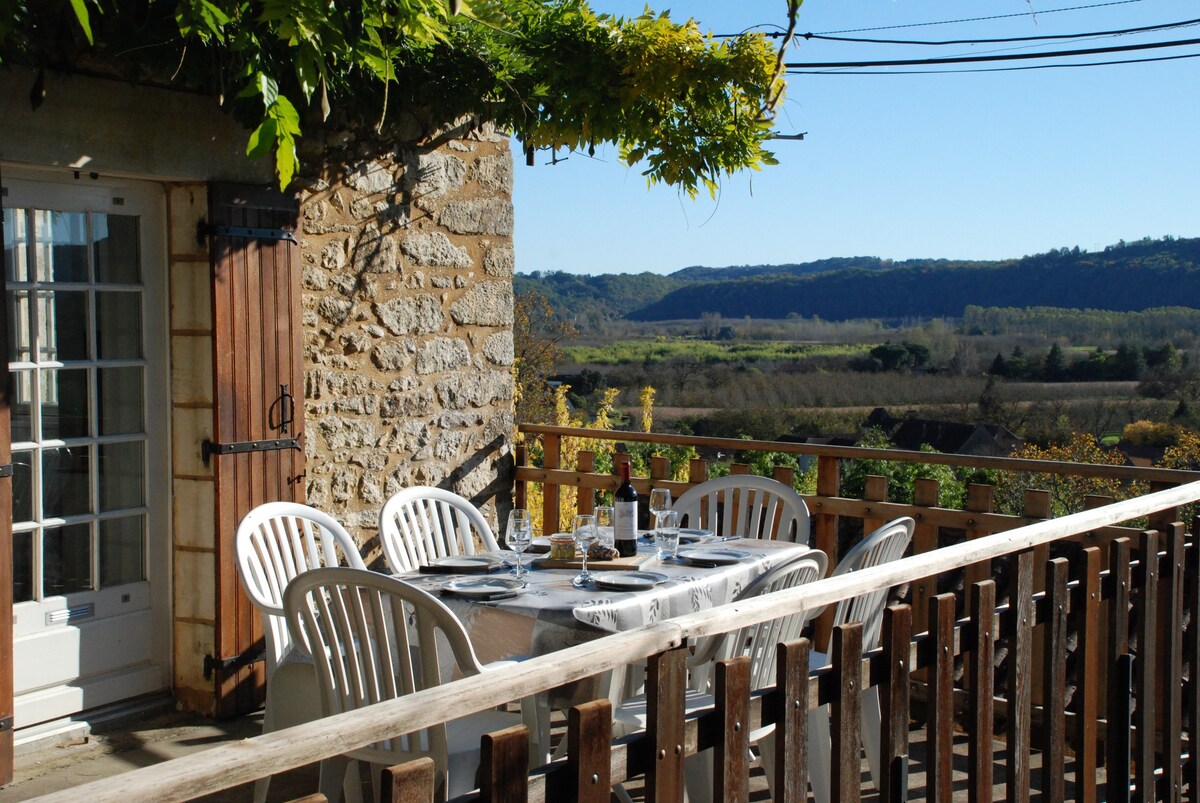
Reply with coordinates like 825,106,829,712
517,236,1200,324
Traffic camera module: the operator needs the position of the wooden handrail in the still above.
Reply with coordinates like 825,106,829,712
30,479,1200,803
518,424,1200,483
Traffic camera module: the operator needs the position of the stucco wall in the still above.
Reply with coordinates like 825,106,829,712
297,124,517,558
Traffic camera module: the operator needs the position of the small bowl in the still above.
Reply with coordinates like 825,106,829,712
549,535,576,560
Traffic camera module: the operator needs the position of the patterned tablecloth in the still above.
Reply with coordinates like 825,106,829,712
397,537,816,664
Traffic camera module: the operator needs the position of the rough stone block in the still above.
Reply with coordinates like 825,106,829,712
450,281,513,326
416,337,471,374
375,294,444,335
439,199,514,236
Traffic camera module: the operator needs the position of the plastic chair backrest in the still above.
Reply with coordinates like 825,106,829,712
673,475,811,544
378,486,499,573
235,502,365,672
827,517,915,651
693,549,828,691
283,566,487,773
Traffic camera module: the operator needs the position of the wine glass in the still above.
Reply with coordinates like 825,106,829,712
571,514,598,587
648,488,672,532
506,508,533,579
594,505,615,547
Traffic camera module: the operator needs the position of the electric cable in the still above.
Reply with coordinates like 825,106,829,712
787,50,1200,75
802,18,1200,46
816,0,1146,36
784,35,1200,70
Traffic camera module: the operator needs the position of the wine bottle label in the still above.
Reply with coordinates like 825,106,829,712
613,501,637,541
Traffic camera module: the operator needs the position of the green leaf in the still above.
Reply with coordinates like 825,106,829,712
246,118,278,159
274,135,298,189
68,0,93,45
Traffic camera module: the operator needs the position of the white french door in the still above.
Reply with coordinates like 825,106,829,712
2,170,169,729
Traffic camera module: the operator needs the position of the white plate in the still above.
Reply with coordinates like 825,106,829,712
442,577,525,599
675,548,749,567
429,555,503,572
590,571,668,591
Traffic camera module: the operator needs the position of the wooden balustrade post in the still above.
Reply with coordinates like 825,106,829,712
381,757,436,803
568,700,613,803
543,433,561,536
766,639,810,803
1023,489,1052,710
772,464,796,489
577,451,596,515
968,581,996,803
879,605,911,803
1074,548,1101,803
1135,530,1160,802
1005,549,1034,803
963,484,995,621
1162,524,1185,803
1107,538,1133,803
911,478,940,647
480,725,530,803
515,443,527,511
1148,481,1179,533
1184,533,1200,799
1042,558,1069,803
928,593,956,803
715,656,751,803
647,646,687,802
863,475,888,537
813,455,841,649
831,623,864,803
688,458,708,485
650,455,671,483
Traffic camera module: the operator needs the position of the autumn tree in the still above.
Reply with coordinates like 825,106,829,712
513,289,576,424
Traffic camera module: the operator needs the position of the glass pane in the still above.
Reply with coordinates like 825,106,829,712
4,208,30,282
13,531,33,603
41,368,90,439
98,366,144,435
11,449,33,523
34,210,89,283
43,444,90,519
39,290,89,362
96,291,142,360
99,441,144,511
43,523,93,595
10,370,33,443
8,290,32,363
100,515,145,587
94,214,140,284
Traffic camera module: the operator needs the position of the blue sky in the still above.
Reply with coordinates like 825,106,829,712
510,0,1200,275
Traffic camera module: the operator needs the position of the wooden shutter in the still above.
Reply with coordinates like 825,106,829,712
0,164,15,783
207,183,304,717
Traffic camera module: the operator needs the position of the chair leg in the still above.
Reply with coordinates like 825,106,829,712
683,746,714,803
807,703,833,803
861,685,883,790
319,755,352,803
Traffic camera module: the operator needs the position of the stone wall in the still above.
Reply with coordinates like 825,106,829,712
297,124,517,557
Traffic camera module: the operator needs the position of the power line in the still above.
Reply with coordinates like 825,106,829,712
803,18,1200,46
784,35,1200,70
815,0,1146,36
787,50,1200,75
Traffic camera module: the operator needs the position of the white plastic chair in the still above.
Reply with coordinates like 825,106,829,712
378,486,499,573
283,566,523,801
612,549,828,803
673,474,811,544
234,501,366,803
807,516,915,803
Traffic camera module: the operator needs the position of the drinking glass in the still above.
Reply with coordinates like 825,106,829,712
594,505,615,547
648,488,672,532
571,513,598,587
506,508,533,579
654,510,681,560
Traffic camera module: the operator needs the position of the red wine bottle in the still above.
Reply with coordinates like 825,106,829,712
613,461,638,557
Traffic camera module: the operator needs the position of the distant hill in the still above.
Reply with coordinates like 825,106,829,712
517,237,1200,323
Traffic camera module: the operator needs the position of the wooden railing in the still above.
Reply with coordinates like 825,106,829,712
516,423,1199,641
28,479,1200,802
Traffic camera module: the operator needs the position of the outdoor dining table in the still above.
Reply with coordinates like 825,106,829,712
396,535,817,668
